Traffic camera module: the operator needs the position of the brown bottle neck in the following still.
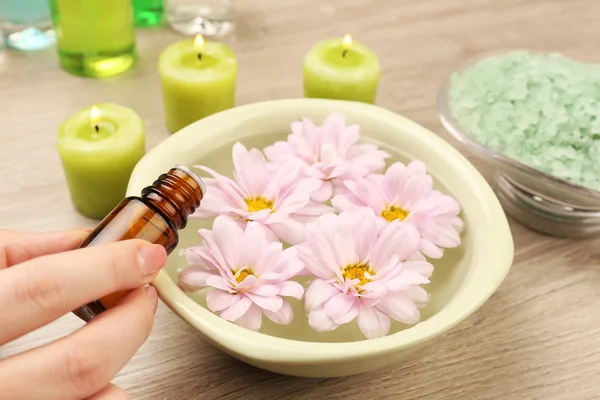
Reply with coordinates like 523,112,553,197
140,166,204,230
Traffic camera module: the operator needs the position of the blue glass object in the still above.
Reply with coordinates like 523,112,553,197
0,0,55,51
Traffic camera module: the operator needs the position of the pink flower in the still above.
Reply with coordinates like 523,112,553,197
332,161,463,259
298,208,433,339
264,113,390,202
191,142,332,244
178,215,305,331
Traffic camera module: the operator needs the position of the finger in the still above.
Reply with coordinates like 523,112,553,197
86,384,130,400
0,240,166,344
0,286,158,400
0,229,90,269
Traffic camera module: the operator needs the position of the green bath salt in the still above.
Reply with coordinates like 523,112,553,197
450,50,600,190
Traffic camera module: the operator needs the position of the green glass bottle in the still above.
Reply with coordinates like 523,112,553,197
132,0,164,27
49,0,137,78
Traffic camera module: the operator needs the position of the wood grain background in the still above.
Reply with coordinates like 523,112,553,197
2,0,600,398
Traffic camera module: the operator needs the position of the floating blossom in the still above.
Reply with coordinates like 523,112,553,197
264,113,391,202
332,161,463,259
191,142,332,244
179,215,305,331
298,208,433,339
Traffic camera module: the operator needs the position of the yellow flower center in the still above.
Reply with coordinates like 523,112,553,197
342,262,374,287
381,205,410,222
234,269,254,284
244,196,274,213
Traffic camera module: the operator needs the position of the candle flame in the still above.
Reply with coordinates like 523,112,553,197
194,34,205,52
342,34,352,50
90,106,101,126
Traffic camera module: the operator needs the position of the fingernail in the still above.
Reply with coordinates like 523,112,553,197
146,286,158,312
138,245,167,277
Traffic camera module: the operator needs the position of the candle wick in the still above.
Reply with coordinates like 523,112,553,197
198,53,202,61
342,49,348,58
94,125,99,133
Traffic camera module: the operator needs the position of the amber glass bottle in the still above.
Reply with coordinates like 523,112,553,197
73,165,205,322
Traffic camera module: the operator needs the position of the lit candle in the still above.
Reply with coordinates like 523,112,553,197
303,35,380,104
158,34,238,134
57,103,146,219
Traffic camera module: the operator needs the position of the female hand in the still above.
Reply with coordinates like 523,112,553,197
0,229,167,400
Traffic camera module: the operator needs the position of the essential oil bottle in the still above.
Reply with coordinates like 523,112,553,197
73,164,205,322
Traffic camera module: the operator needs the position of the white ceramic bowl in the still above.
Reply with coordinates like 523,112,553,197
127,99,514,378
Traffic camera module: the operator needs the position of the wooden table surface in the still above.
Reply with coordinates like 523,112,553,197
2,0,600,399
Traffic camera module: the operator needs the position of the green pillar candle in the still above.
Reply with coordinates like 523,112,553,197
158,35,238,134
303,35,380,104
57,103,146,220
49,0,136,77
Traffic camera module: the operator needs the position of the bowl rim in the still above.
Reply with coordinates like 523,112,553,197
436,50,600,206
129,98,514,364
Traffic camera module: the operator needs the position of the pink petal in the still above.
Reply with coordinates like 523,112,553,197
234,274,259,290
276,191,311,215
360,281,388,298
241,222,270,267
276,281,304,299
248,284,280,297
212,215,244,268
274,258,305,281
402,261,434,278
432,223,462,248
311,180,333,202
332,301,359,325
263,141,292,162
262,162,300,199
385,161,433,210
232,143,270,196
255,241,283,276
178,268,212,293
196,165,247,209
295,201,334,216
405,250,426,261
336,124,360,156
419,239,444,259
247,209,273,222
386,269,430,291
178,267,212,289
346,144,390,174
269,218,307,245
407,286,430,306
296,244,333,279
304,279,339,311
206,290,241,312
280,177,322,202
197,236,234,276
357,305,391,339
331,194,357,212
246,293,284,312
370,222,420,270
235,303,262,331
345,178,388,213
263,300,293,325
184,246,218,271
344,208,378,261
190,184,231,218
220,295,252,322
324,292,356,321
274,246,305,279
376,292,420,325
305,165,327,179
206,275,234,292
308,308,340,332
